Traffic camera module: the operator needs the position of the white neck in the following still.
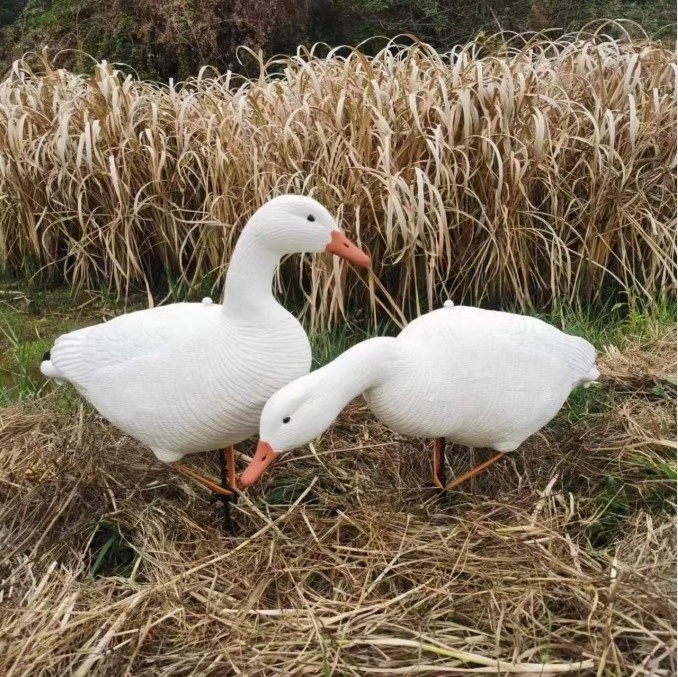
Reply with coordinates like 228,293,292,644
312,337,397,407
220,225,282,314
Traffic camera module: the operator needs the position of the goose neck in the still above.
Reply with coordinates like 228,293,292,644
321,337,396,404
221,228,282,313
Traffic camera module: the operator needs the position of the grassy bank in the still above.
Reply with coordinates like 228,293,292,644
0,284,675,674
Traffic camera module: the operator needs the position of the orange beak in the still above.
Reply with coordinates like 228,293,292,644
325,231,370,268
239,440,282,487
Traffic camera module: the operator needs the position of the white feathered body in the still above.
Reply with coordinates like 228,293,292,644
46,300,311,462
361,305,599,452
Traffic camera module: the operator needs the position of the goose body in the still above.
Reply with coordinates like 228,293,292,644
41,195,370,465
43,297,311,462
364,304,598,449
240,302,599,485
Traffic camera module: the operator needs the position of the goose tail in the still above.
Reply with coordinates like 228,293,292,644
578,365,600,389
560,336,600,390
40,350,67,385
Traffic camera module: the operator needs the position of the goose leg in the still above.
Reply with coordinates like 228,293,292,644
172,462,235,497
218,447,238,534
431,437,447,490
445,452,505,490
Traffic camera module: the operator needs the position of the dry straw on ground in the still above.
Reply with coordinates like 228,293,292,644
0,25,676,328
0,325,675,675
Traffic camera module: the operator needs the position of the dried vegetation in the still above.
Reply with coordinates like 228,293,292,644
0,27,675,328
0,321,675,675
0,23,675,675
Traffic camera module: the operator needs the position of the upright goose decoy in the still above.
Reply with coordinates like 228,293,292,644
240,301,599,492
40,195,370,524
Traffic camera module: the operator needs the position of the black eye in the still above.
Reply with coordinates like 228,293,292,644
306,214,315,222
282,416,291,424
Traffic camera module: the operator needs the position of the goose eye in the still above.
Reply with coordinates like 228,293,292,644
282,416,291,424
306,215,315,222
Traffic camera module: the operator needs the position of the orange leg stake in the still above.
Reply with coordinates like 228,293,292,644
432,437,447,490
225,447,237,493
445,452,505,491
218,446,238,534
172,447,239,533
172,463,234,497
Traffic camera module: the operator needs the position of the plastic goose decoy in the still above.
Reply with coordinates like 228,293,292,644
240,301,599,491
40,195,370,525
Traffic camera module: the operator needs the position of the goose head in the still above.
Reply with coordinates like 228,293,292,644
239,373,339,487
246,195,370,267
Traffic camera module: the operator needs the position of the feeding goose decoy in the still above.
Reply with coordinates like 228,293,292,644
240,301,599,493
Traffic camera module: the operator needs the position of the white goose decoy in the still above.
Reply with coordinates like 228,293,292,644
240,301,599,489
40,195,370,510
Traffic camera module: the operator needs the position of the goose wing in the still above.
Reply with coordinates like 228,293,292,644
47,304,206,393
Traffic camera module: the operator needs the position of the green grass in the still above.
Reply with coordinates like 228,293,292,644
537,294,677,351
582,476,632,551
0,319,48,403
86,519,140,579
158,268,222,305
261,475,318,506
0,282,147,404
309,319,393,368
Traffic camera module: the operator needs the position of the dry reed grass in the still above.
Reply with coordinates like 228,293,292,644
0,26,675,328
0,327,674,675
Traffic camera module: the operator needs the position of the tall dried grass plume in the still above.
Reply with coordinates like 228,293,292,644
0,25,675,327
